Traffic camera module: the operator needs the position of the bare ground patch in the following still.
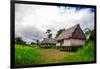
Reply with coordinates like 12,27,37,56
37,48,73,64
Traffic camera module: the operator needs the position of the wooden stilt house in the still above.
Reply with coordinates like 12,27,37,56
56,24,86,52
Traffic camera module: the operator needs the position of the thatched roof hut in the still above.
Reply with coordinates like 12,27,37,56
42,38,56,44
56,24,86,51
56,24,86,41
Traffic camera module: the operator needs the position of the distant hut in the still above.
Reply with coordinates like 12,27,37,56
56,24,86,52
41,38,56,47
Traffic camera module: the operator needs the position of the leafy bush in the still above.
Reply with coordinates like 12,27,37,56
15,37,26,44
15,44,43,65
65,41,95,62
49,45,60,49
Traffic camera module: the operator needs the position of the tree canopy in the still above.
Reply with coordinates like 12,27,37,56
84,28,95,42
89,29,95,41
55,28,65,38
46,29,52,38
15,37,26,44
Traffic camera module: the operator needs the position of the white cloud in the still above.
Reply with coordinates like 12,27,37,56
15,4,95,43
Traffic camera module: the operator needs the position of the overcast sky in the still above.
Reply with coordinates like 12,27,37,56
15,3,95,44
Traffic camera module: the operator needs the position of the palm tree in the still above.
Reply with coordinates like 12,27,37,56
46,29,51,34
36,40,39,45
46,29,52,38
48,33,52,38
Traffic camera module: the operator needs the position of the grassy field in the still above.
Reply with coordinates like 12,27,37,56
37,48,68,64
15,44,43,66
15,44,70,65
15,41,95,66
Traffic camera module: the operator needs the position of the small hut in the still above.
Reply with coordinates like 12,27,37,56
41,38,56,47
56,24,86,52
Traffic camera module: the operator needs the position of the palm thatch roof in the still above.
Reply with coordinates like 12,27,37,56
56,24,86,40
42,38,56,44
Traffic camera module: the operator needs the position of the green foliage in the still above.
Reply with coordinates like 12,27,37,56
84,28,95,41
15,37,26,44
84,28,92,38
31,42,36,45
78,41,94,57
47,45,60,49
46,29,51,34
48,33,52,38
65,41,95,62
15,44,43,65
46,29,52,38
36,40,39,45
89,29,95,41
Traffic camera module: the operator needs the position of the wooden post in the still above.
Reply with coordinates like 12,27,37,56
69,47,70,52
68,47,69,52
66,47,68,51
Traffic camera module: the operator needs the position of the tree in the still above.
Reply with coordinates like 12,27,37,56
15,37,26,44
55,28,65,38
84,28,92,39
84,28,95,42
31,42,35,45
36,40,39,45
48,33,52,38
46,29,51,34
46,29,52,38
89,29,95,41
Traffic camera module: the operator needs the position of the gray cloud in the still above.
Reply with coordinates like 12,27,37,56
15,4,95,44
15,25,46,43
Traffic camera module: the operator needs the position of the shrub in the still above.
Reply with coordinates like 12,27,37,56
15,37,26,45
65,41,95,62
15,44,43,65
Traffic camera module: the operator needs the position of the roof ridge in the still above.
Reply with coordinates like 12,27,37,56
72,24,79,37
65,24,79,30
56,24,80,40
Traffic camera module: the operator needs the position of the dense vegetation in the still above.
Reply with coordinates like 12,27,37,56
15,44,43,66
15,42,95,65
65,41,95,62
15,37,26,44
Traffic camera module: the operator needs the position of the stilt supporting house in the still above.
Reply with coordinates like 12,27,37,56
56,24,86,52
60,46,82,52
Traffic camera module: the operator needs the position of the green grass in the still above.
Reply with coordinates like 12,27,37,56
15,41,95,65
65,41,95,62
15,44,43,65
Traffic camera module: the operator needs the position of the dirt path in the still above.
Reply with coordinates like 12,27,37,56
38,48,68,64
